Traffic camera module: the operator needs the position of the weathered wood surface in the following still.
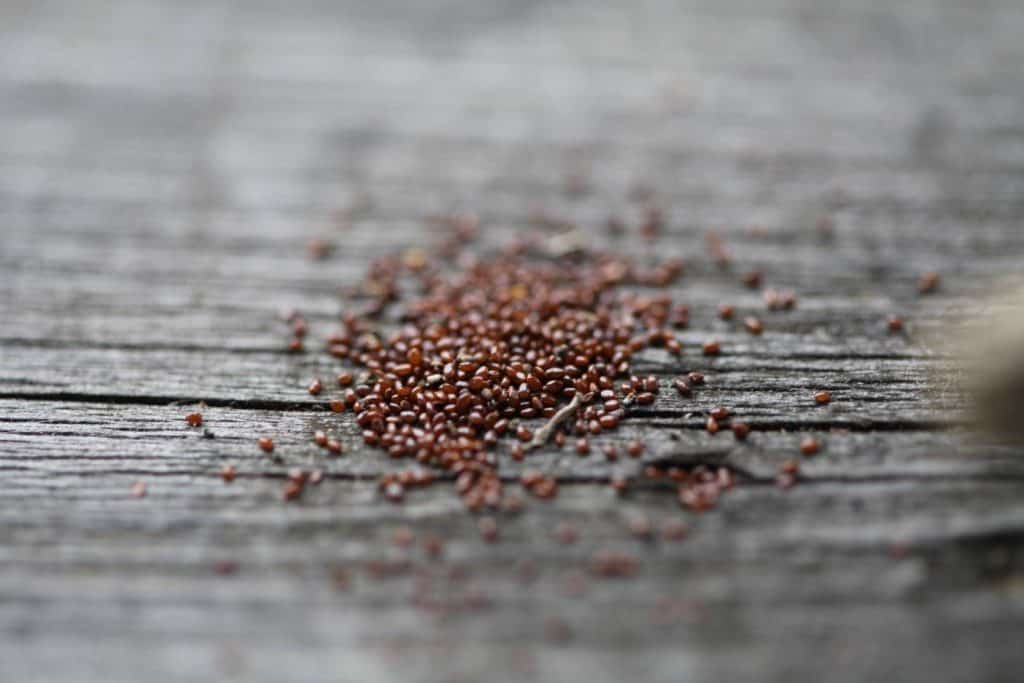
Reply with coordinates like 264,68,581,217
3,0,1024,681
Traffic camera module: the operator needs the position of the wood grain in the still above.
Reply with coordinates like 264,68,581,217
2,0,1024,681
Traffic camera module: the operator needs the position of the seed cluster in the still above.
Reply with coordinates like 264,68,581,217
317,248,690,510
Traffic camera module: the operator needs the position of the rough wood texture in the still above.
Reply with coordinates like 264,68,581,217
3,1,1024,681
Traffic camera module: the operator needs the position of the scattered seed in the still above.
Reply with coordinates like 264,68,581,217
308,378,323,395
220,464,236,482
918,272,940,294
131,481,147,498
800,437,820,455
731,422,751,440
185,412,203,427
814,391,832,405
702,340,721,356
743,317,763,335
258,437,274,453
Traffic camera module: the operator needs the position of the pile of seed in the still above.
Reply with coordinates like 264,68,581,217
308,239,701,509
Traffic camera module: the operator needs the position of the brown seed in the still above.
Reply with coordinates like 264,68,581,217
628,513,651,538
313,430,328,447
800,437,820,455
781,459,800,475
258,437,274,453
478,516,499,542
384,481,405,502
220,464,236,482
718,304,735,320
329,399,345,413
731,422,751,440
326,439,343,454
743,317,763,335
392,526,415,547
185,412,203,427
660,519,688,541
814,391,832,405
626,441,644,458
673,378,691,396
423,535,444,559
918,272,940,294
308,378,323,395
887,315,904,332
131,481,147,498
709,406,731,421
741,270,763,289
516,425,533,442
602,443,619,461
282,480,303,501
309,469,324,485
575,438,590,456
687,372,705,386
706,416,720,434
554,521,578,545
337,371,354,386
702,340,721,356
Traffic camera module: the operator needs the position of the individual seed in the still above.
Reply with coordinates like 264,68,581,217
800,437,820,455
603,443,619,461
337,372,354,386
731,422,751,440
258,437,274,453
576,438,590,456
327,439,343,454
329,399,345,413
660,519,688,541
131,481,147,498
554,521,578,545
709,406,731,421
185,412,203,427
308,378,323,395
741,270,763,289
674,378,691,396
478,516,499,542
718,304,735,320
384,481,405,502
918,272,940,294
702,340,721,356
282,481,303,501
626,441,644,458
706,416,720,434
814,391,832,405
887,315,904,332
220,464,236,482
516,425,533,442
314,430,328,447
687,372,705,385
743,317,763,335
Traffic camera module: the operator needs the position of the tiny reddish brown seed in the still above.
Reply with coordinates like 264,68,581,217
308,378,323,395
337,371,354,386
918,272,940,294
718,304,735,320
329,399,345,413
516,425,533,442
800,437,820,455
326,439,342,454
660,519,688,541
731,422,751,440
709,406,731,421
258,437,274,453
687,372,705,385
423,535,444,558
554,521,578,545
743,317,763,335
781,459,800,475
282,480,303,501
602,443,619,461
131,481,147,498
220,464,236,482
478,516,499,542
741,270,763,289
706,416,720,434
887,315,904,332
185,412,203,427
576,438,590,455
702,340,721,356
814,391,832,405
626,441,644,458
313,430,328,447
392,526,415,547
309,469,324,485
674,378,691,396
